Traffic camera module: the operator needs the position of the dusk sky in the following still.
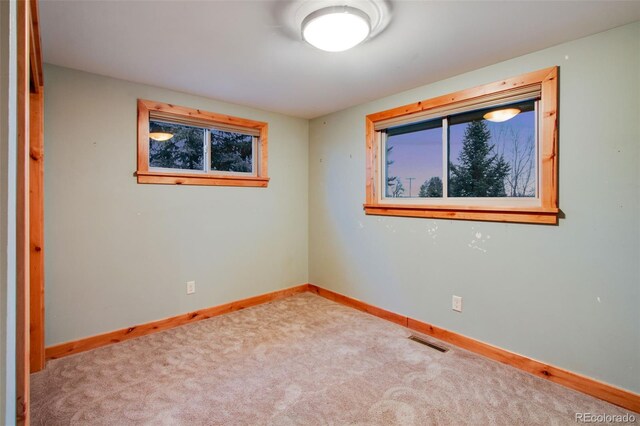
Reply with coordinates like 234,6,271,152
386,109,536,198
386,125,442,197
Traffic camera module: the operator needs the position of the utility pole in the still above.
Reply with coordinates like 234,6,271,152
406,177,415,197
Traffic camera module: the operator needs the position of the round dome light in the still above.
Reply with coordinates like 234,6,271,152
302,6,371,52
483,108,521,123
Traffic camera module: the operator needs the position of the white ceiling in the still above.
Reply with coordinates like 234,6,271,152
40,0,640,119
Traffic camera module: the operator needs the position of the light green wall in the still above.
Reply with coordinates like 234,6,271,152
44,65,309,346
309,22,640,392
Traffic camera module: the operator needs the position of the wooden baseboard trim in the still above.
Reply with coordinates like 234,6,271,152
45,284,311,361
307,284,640,413
307,284,408,327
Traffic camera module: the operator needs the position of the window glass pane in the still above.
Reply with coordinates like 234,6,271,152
448,101,536,198
210,130,253,173
385,120,443,198
149,120,205,171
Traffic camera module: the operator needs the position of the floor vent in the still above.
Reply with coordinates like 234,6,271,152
408,335,449,353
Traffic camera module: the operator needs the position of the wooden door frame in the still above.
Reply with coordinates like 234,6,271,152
27,0,44,375
16,0,43,424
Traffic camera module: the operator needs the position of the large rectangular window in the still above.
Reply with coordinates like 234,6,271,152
136,100,269,187
383,100,537,201
365,67,559,224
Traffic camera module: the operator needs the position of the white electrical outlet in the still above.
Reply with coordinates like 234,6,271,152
452,295,462,312
186,281,196,295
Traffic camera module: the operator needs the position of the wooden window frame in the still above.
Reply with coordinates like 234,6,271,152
364,67,559,224
136,99,269,187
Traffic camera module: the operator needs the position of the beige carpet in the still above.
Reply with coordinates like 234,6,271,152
31,293,637,425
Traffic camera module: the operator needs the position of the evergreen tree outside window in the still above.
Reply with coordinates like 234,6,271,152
419,177,442,198
210,130,253,173
448,104,536,198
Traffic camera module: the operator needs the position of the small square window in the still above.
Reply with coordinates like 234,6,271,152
136,100,269,187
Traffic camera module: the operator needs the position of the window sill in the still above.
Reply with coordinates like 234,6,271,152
135,171,269,187
363,203,559,224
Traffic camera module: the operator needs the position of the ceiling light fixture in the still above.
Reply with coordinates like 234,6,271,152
302,6,371,52
483,108,521,123
149,132,174,142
